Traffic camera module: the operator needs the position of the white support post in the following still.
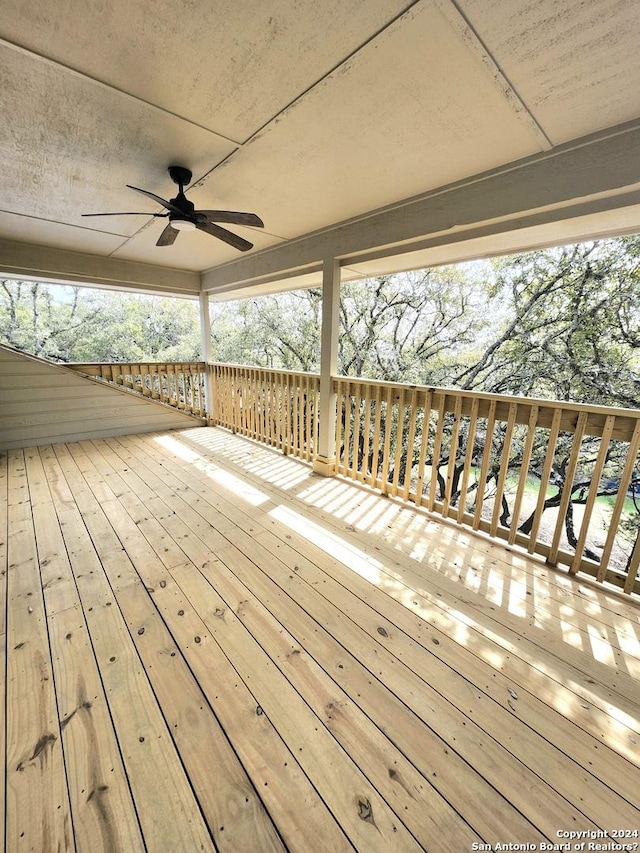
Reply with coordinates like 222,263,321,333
199,291,215,423
313,257,340,476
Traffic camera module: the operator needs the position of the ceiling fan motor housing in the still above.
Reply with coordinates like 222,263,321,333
168,165,192,187
168,168,196,229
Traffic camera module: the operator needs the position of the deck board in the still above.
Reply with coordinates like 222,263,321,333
129,430,640,752
6,450,74,853
0,451,7,852
25,444,144,852
2,426,640,852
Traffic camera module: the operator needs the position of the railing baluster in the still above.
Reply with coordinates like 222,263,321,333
548,411,588,565
360,382,372,484
602,420,640,584
351,382,362,480
574,415,615,578
402,388,419,501
380,385,394,495
472,398,497,531
414,390,433,508
624,532,640,595
369,385,383,489
343,381,353,476
457,397,479,523
527,408,563,552
231,367,238,433
508,404,538,544
391,387,406,498
490,402,518,537
298,378,305,460
284,374,291,455
292,375,299,457
307,377,312,455
443,395,463,515
428,394,447,512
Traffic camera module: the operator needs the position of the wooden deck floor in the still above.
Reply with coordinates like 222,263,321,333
2,427,640,852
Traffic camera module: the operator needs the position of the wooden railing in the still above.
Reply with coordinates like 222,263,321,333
211,363,320,462
64,359,640,595
335,377,640,596
68,361,206,417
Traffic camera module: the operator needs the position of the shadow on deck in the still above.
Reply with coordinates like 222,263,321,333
2,426,639,852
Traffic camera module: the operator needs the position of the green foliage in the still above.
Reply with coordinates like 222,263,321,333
2,238,639,568
210,290,322,371
3,238,639,407
0,282,201,362
455,239,640,405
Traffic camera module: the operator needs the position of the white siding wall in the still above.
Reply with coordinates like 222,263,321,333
0,346,204,449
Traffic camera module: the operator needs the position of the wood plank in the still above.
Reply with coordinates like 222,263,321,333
135,431,640,756
60,441,346,853
102,562,286,853
11,425,640,851
195,552,503,851
0,395,158,417
252,531,639,825
201,427,640,668
72,446,423,852
99,440,497,849
46,446,217,853
133,434,640,832
122,432,632,840
26,448,145,852
248,524,640,809
168,562,425,851
104,437,490,847
118,434,616,836
5,449,74,853
0,450,7,852
0,402,196,428
150,562,354,852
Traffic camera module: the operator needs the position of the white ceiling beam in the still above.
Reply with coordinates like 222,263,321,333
201,120,640,294
0,238,200,296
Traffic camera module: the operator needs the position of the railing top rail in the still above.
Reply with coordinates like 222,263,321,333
211,362,320,382
68,360,206,368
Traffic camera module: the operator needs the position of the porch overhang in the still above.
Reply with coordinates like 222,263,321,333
2,121,639,302
201,120,640,299
2,0,640,301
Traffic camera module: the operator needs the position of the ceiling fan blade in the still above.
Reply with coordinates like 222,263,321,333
81,211,168,217
156,224,179,246
197,210,264,227
196,220,253,251
127,185,183,215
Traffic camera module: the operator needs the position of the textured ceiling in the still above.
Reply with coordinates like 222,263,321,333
1,0,640,287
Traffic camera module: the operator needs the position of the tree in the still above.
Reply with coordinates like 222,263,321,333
0,281,201,362
429,240,640,566
338,268,484,382
209,266,485,380
0,280,104,359
211,291,322,371
452,239,640,405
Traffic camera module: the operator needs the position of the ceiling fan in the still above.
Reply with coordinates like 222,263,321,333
82,165,263,251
